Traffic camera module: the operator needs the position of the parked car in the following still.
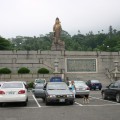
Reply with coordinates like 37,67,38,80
50,77,63,82
34,79,46,87
11,81,28,90
37,82,74,105
86,80,102,90
32,83,45,99
69,81,90,97
0,81,5,88
0,81,28,106
101,80,120,103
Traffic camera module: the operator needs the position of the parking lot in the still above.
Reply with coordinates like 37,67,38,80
0,90,120,120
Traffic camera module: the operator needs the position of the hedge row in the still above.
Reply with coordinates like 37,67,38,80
0,67,49,74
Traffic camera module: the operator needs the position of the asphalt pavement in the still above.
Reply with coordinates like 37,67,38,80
0,90,120,120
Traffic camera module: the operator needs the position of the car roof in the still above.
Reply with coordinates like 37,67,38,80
2,81,24,84
69,80,85,82
47,82,66,85
35,79,46,80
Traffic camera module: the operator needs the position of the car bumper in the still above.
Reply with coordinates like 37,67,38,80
46,97,74,103
91,86,101,89
0,95,27,102
34,92,45,98
75,90,90,96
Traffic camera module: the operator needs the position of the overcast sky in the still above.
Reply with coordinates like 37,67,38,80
0,0,120,38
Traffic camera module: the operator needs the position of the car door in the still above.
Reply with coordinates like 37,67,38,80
105,83,118,98
110,82,119,98
86,80,90,87
105,83,114,97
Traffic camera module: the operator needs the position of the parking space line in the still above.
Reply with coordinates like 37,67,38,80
90,96,118,104
82,103,120,107
32,95,41,108
75,102,83,106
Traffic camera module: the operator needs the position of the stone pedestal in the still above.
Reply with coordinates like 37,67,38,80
51,39,65,51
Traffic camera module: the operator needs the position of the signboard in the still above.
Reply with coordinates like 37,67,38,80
66,58,97,73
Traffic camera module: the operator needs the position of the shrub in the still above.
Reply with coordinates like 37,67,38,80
38,68,49,74
27,82,34,88
0,67,11,74
18,67,30,74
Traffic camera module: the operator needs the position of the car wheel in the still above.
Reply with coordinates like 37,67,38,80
35,96,38,98
45,98,49,105
99,88,101,90
116,94,120,103
0,103,2,107
22,98,28,106
69,101,74,105
22,101,27,106
102,92,107,100
42,98,45,101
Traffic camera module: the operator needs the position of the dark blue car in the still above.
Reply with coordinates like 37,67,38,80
50,77,63,82
86,80,102,90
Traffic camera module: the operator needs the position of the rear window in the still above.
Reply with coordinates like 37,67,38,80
35,84,44,89
50,77,62,82
2,83,23,88
35,79,45,83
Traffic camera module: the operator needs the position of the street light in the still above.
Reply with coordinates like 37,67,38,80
54,58,59,73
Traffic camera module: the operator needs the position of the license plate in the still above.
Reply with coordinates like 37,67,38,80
59,99,65,102
8,91,15,95
96,86,99,88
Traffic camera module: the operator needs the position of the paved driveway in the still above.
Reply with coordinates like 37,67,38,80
0,90,120,120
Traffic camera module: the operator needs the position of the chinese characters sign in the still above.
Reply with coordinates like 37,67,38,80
66,58,97,72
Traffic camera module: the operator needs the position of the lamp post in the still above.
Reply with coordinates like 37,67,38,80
114,61,119,72
53,58,59,73
113,61,119,80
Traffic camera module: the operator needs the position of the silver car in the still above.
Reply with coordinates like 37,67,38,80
32,83,45,99
33,79,46,87
37,82,74,105
69,81,90,97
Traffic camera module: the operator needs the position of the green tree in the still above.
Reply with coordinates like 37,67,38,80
0,67,11,74
0,36,11,50
38,68,49,74
18,67,30,74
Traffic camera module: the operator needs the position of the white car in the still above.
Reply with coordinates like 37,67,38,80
69,81,90,97
0,81,28,106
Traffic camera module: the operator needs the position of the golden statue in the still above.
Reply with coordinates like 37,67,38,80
53,17,62,44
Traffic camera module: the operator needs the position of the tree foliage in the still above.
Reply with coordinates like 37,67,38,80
18,67,30,74
0,36,11,50
0,67,11,74
1,25,120,52
38,68,49,74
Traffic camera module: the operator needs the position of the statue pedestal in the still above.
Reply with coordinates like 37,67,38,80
51,40,65,51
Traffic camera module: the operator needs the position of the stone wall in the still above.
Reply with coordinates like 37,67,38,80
0,50,120,85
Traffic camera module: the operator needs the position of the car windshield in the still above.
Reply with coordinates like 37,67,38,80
2,83,23,88
35,79,45,83
91,80,100,83
48,84,68,90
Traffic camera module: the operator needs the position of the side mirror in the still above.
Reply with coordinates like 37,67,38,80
43,88,46,90
69,87,72,90
106,86,109,88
